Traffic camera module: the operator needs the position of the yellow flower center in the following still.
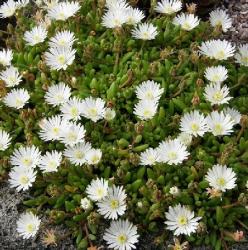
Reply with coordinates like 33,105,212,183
58,55,66,65
212,74,220,82
214,123,223,134
241,56,248,64
178,215,188,226
191,123,199,132
117,234,127,245
164,6,173,14
58,12,66,20
67,132,77,142
22,158,32,167
96,188,104,197
215,50,225,60
213,91,223,102
55,94,64,102
75,151,84,159
70,107,79,117
143,109,152,118
143,32,150,39
26,223,34,233
59,40,66,46
182,22,191,30
147,155,155,163
52,127,60,135
168,151,177,160
34,35,41,43
88,108,97,118
15,98,23,107
216,177,226,187
145,91,153,100
48,161,57,169
20,176,29,185
110,199,119,209
91,155,100,164
113,19,121,26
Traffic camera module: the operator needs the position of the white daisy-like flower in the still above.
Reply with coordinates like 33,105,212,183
177,132,193,147
97,185,127,220
209,9,232,32
206,111,234,136
42,0,59,9
85,148,102,165
23,25,47,46
205,164,237,192
157,139,189,165
125,7,145,25
10,145,41,169
0,48,13,66
44,46,76,70
173,13,200,31
103,219,139,250
63,141,92,166
47,1,80,21
48,30,76,48
105,0,129,11
180,110,208,137
223,107,241,124
204,82,232,105
59,121,86,146
86,178,109,201
165,204,201,236
133,100,158,121
16,212,41,239
131,22,158,40
104,108,116,121
38,150,62,173
199,39,235,60
0,66,22,87
155,0,182,15
60,97,83,121
139,148,160,166
39,115,68,141
9,167,37,191
16,0,29,9
135,80,164,102
235,44,248,67
0,0,17,18
81,96,106,122
102,9,128,29
169,186,180,196
3,88,30,109
204,65,228,83
80,197,92,210
44,82,71,107
0,129,11,151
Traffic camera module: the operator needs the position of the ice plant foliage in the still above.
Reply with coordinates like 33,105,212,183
0,0,247,248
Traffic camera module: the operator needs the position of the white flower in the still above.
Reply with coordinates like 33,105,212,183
42,0,59,9
135,80,164,102
139,148,160,166
16,212,41,239
60,97,83,121
39,115,68,141
97,185,126,220
180,110,208,137
132,23,158,40
47,1,80,21
105,0,129,11
204,65,228,83
199,39,235,60
38,150,62,173
155,0,182,15
102,9,128,28
0,129,11,151
235,44,248,67
209,9,232,32
204,82,232,105
16,0,29,9
23,25,47,46
0,48,13,66
44,82,71,107
103,219,139,250
206,111,234,136
104,108,116,121
0,66,22,87
157,139,189,165
125,7,145,25
173,13,200,31
0,0,17,18
81,97,106,122
133,100,158,120
205,164,237,192
80,197,92,210
85,148,102,165
165,204,201,236
86,178,109,201
177,132,193,147
10,145,41,169
44,46,76,70
59,121,86,146
223,107,241,124
63,141,92,166
3,88,30,109
9,167,37,191
169,186,180,196
49,30,76,48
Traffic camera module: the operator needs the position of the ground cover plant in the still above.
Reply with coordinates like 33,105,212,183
0,0,248,249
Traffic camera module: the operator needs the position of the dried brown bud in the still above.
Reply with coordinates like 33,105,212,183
196,78,204,88
41,229,57,247
186,3,197,14
191,92,200,106
134,122,144,134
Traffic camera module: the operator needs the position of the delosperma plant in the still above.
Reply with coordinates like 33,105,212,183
0,0,248,249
